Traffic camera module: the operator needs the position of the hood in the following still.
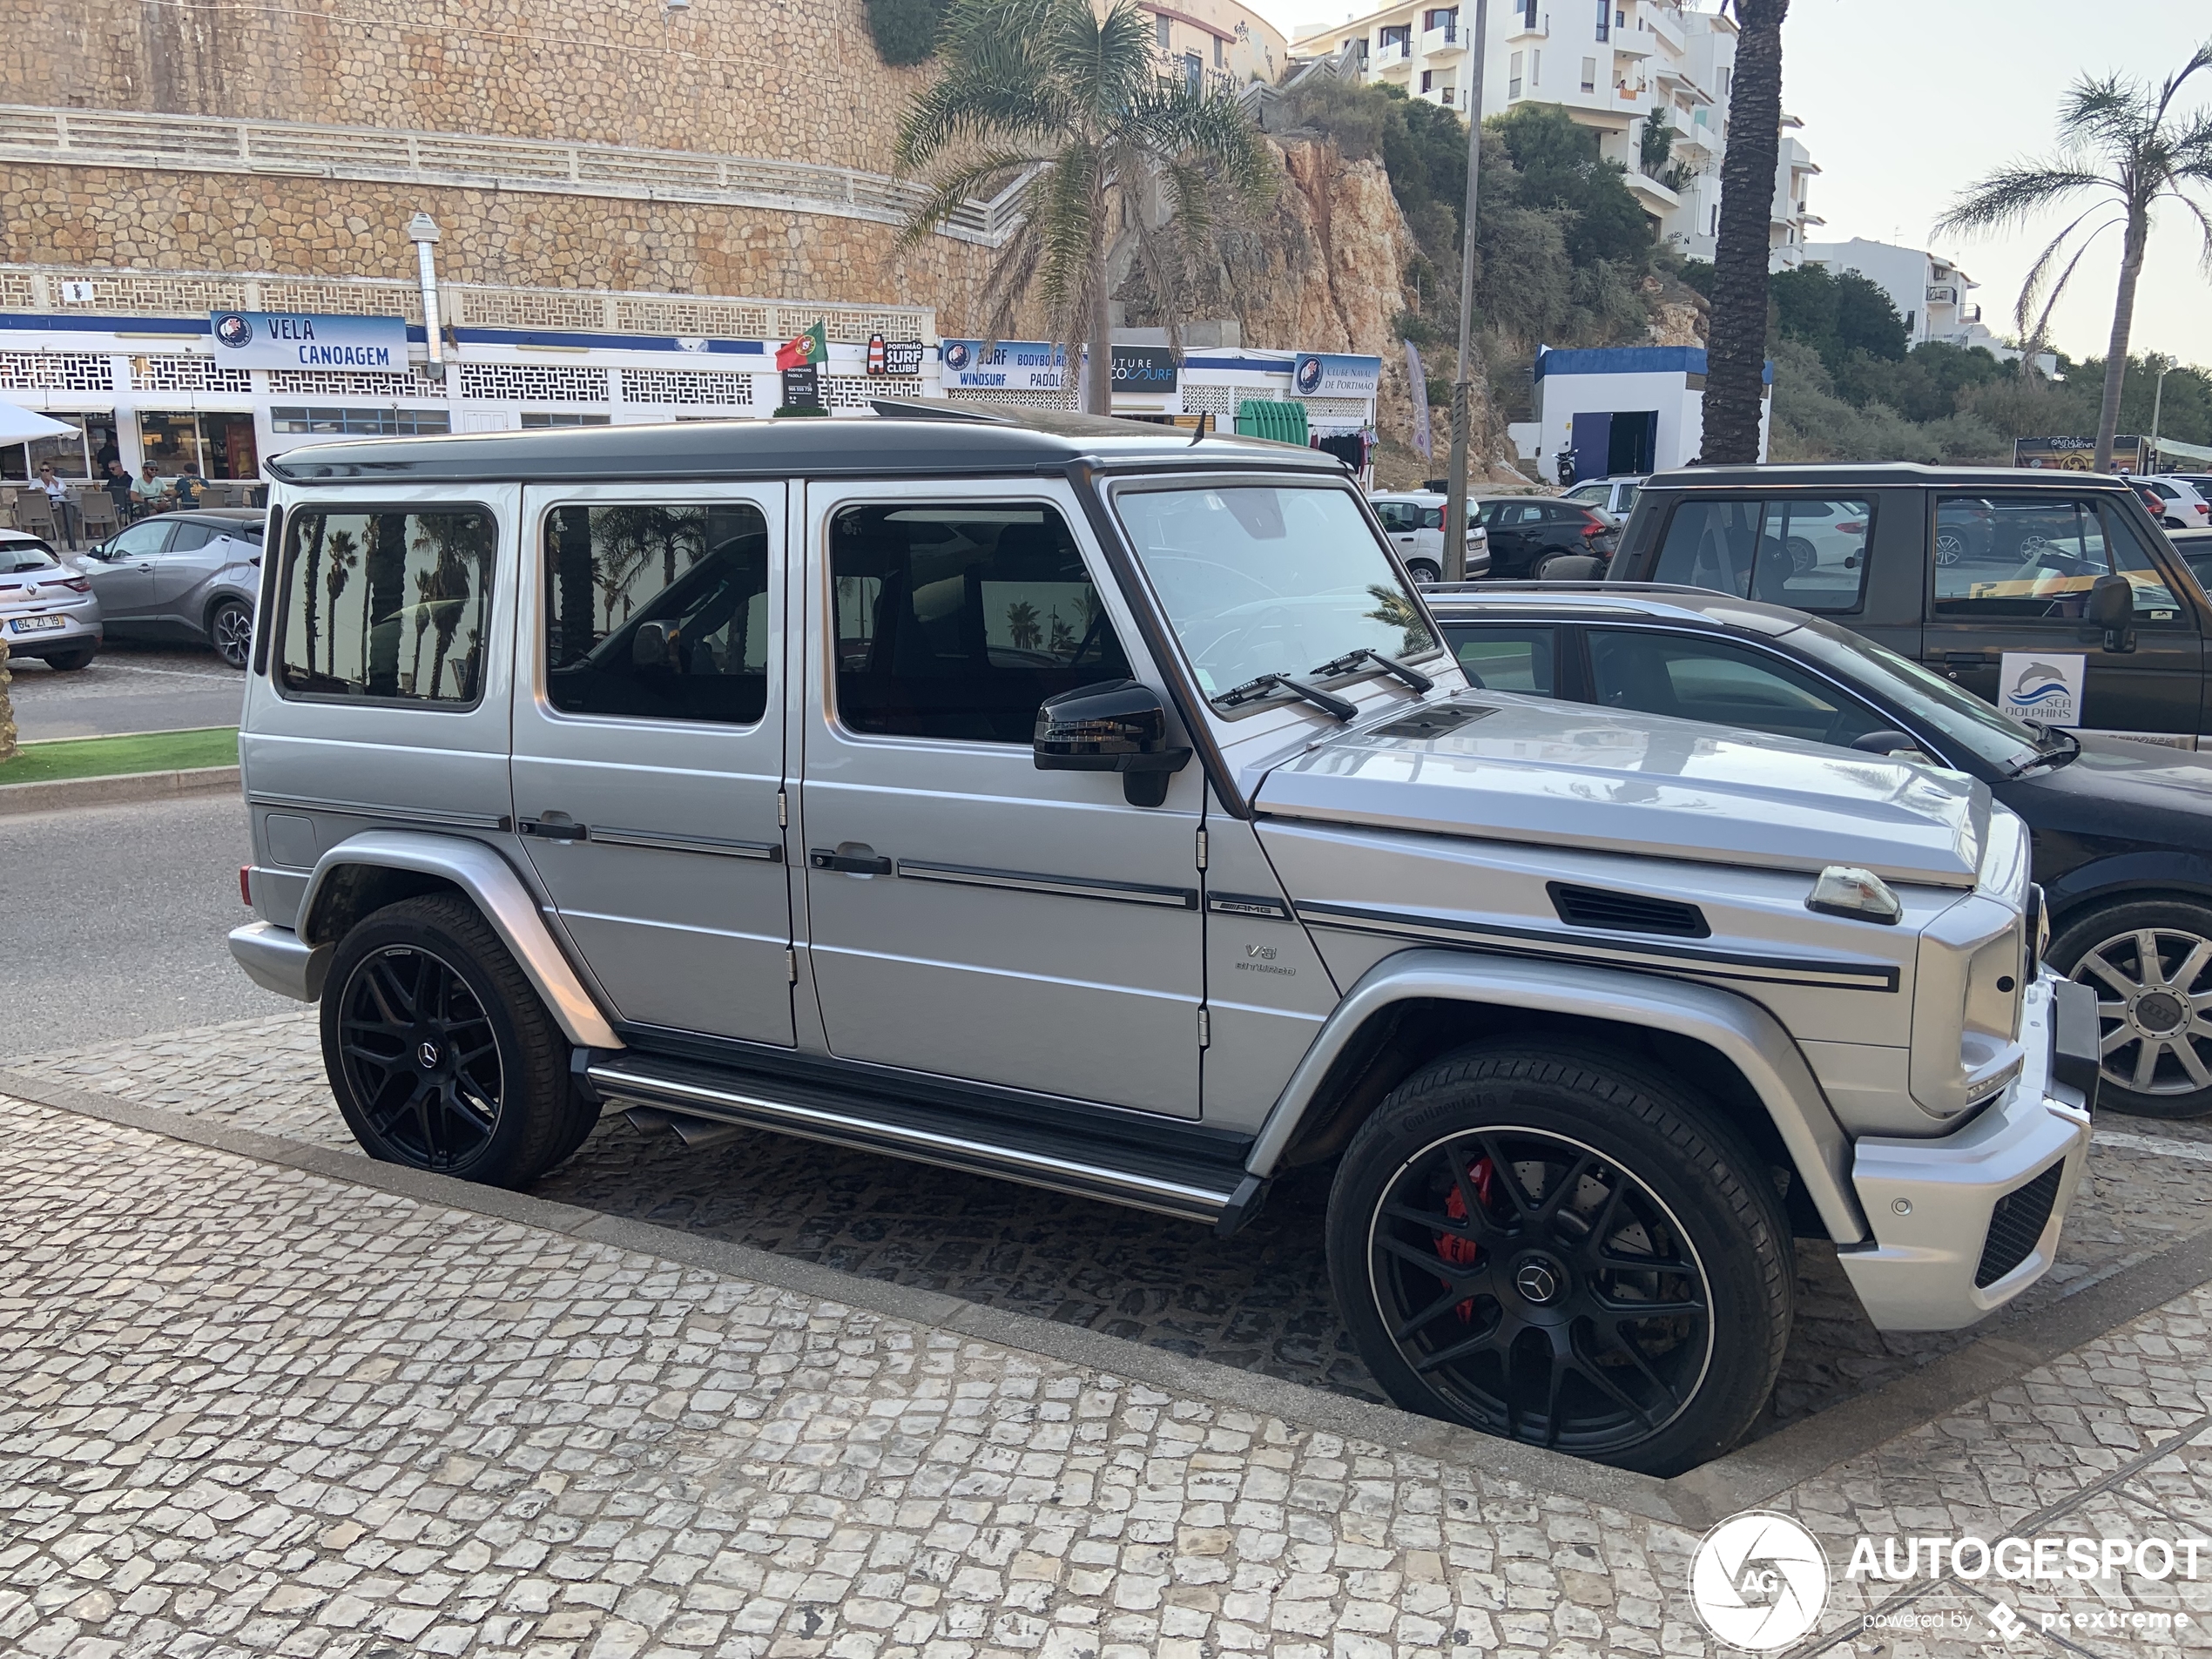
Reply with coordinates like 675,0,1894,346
1252,695,1992,887
2000,734,2212,849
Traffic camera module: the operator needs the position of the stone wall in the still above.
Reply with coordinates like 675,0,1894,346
6,0,930,175
0,166,1008,328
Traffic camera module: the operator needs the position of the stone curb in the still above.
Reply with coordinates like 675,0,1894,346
10,1060,2212,1530
0,764,239,816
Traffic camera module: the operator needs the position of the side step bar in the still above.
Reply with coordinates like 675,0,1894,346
588,1053,1255,1228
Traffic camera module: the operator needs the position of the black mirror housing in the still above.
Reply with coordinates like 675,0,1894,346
2085,573,2136,652
1034,678,1193,806
1850,729,1920,756
631,620,675,669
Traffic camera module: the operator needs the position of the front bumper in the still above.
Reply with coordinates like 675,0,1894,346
1836,974,2095,1332
229,921,330,1002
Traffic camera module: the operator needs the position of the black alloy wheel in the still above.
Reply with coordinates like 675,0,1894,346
335,943,505,1170
320,894,596,1184
210,597,253,669
1365,1125,1711,1456
1328,1043,1791,1474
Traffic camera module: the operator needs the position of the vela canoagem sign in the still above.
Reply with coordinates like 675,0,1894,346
210,310,409,373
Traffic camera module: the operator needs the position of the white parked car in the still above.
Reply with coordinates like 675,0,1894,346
2139,475,2211,530
1558,475,1647,526
1368,491,1490,583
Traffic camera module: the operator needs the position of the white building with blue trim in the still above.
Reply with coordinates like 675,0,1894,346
1516,343,1770,479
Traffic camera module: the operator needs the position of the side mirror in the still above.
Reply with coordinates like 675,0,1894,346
631,620,676,670
2086,572,2135,652
1851,729,1922,757
1034,678,1192,808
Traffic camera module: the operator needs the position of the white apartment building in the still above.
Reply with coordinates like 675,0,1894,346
1802,238,2059,370
1289,0,1821,269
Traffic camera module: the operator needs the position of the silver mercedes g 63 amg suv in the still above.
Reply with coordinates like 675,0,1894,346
228,408,2099,1474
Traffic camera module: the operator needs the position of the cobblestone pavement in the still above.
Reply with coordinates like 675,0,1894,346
11,1014,2212,1446
10,1089,2212,1659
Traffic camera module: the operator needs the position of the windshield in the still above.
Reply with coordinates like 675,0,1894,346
0,539,58,575
1115,484,1438,706
1788,624,2048,773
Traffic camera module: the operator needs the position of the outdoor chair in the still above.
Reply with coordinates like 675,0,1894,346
76,492,120,543
11,491,58,542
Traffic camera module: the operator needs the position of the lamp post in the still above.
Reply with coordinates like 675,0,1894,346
2146,352,2175,473
1439,0,1492,583
408,212,446,382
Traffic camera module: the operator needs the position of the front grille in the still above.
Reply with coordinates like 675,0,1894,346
1974,1160,2065,1288
1548,882,1711,939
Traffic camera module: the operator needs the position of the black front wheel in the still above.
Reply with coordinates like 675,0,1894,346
43,647,96,671
321,894,594,1185
209,597,253,669
1327,1043,1792,1474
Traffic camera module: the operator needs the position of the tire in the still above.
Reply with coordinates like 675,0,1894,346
208,597,253,669
43,647,95,671
320,894,594,1185
1406,558,1442,585
1325,1042,1792,1474
2049,897,2212,1118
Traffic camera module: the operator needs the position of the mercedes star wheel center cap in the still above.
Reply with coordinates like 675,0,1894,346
417,1041,442,1069
1514,1258,1562,1305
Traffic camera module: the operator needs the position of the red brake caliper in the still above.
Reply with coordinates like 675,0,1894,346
1436,1156,1494,1320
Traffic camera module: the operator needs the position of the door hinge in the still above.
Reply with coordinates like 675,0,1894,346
1197,1007,1211,1048
777,790,788,829
1195,827,1209,870
785,948,798,983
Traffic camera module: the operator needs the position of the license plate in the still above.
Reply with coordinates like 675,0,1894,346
7,615,66,634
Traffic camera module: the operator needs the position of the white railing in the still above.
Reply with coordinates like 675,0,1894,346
0,263,937,346
0,105,1030,248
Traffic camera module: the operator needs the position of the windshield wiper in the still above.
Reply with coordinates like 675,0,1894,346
2021,720,2081,772
1307,646,1434,694
1216,672,1358,720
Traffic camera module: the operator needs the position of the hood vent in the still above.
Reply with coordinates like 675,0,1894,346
1548,882,1711,939
1369,704,1495,740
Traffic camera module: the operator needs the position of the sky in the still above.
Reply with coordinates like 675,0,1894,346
1245,0,2212,369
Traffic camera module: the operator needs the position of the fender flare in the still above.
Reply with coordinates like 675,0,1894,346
300,829,624,1050
2042,850,2212,925
1246,948,1870,1245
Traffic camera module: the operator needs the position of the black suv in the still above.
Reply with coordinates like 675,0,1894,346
1607,463,2208,746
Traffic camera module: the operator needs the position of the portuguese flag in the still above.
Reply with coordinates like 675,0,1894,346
776,320,827,370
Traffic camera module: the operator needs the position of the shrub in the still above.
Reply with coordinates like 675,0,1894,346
865,0,947,64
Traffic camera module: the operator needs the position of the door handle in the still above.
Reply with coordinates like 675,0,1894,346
1941,651,1988,666
810,846,893,875
519,817,589,841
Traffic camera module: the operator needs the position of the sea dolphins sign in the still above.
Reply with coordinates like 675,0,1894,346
209,310,410,373
1998,652,2085,727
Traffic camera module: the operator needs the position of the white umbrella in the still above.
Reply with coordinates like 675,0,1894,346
0,404,76,443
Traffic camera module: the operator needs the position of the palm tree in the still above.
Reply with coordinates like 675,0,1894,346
321,529,360,678
1936,45,2212,471
894,0,1274,415
1701,0,1790,465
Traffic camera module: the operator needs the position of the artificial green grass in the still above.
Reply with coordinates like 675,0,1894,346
0,725,239,786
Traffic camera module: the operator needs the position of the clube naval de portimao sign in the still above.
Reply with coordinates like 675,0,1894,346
210,310,410,372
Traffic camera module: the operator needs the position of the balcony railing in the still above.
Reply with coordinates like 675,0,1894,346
0,104,1030,248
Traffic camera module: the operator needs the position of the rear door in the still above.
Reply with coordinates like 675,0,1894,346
150,519,223,622
1922,492,2205,740
509,484,795,1046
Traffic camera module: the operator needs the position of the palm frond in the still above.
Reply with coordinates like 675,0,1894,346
1934,160,2110,235
894,150,1054,247
2016,216,2121,348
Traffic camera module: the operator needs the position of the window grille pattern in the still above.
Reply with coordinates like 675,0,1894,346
948,386,1078,411
259,282,421,322
133,356,253,393
457,362,611,403
268,368,446,399
0,272,33,309
453,290,611,332
59,273,254,314
1180,383,1238,415
617,368,758,407
819,374,921,408
0,353,115,391
614,298,773,339
1295,396,1370,421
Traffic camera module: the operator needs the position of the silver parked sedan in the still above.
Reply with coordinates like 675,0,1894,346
0,529,102,670
80,509,265,668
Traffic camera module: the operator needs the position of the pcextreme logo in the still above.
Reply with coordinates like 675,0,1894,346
1689,1511,1831,1650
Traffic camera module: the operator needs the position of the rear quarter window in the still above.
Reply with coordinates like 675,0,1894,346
274,506,497,707
1649,496,1872,612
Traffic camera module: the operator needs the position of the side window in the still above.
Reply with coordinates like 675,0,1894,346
830,502,1131,744
167,522,214,553
1651,498,1871,611
543,502,772,725
1374,502,1413,533
1588,629,1889,748
1930,496,2178,619
276,507,496,705
1418,505,1443,530
106,521,171,557
1442,624,1557,695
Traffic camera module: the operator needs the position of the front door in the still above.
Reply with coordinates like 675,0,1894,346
509,485,794,1046
83,516,172,618
797,481,1205,1116
1923,492,2206,739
